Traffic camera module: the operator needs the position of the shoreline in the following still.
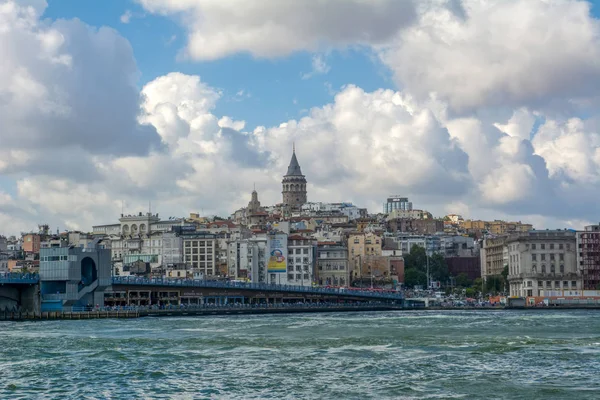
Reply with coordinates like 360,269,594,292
2,305,600,321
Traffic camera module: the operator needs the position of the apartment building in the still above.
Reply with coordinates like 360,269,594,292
506,230,579,297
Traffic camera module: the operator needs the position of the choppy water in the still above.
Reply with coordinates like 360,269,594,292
1,310,599,399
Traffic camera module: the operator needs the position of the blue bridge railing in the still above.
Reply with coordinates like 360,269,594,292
0,273,39,284
112,276,404,300
0,273,403,301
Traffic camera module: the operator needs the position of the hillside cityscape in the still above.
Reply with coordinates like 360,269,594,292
2,148,599,306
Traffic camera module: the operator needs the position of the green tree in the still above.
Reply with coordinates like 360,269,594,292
473,277,483,290
501,265,509,291
485,275,503,294
429,253,449,283
465,287,477,298
455,273,471,288
404,268,427,288
404,245,427,273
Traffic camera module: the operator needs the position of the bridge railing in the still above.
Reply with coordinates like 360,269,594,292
111,276,404,300
0,273,39,284
0,273,403,300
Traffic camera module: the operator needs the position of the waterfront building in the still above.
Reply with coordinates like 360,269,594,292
227,236,268,282
353,255,404,287
480,236,509,281
282,146,307,211
316,242,349,286
383,196,412,214
446,256,481,281
348,232,382,282
576,224,600,290
161,231,183,267
181,232,217,277
383,234,441,256
506,230,580,297
287,235,316,286
22,233,41,255
0,252,8,273
39,241,111,311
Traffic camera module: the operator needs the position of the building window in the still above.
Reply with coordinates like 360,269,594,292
550,254,555,261
531,254,537,261
572,281,577,287
559,243,564,250
559,254,564,261
541,244,545,250
541,254,546,261
559,265,564,273
541,265,546,273
550,244,554,250
550,266,555,273
546,281,551,287
532,244,536,250
563,281,568,288
555,281,560,288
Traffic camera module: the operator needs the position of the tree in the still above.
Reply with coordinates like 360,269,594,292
404,245,427,273
455,273,471,288
501,265,509,291
465,287,477,298
404,268,427,288
429,254,449,283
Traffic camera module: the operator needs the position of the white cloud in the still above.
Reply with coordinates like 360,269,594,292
302,54,331,80
3,0,600,237
136,0,417,60
378,0,600,113
120,10,132,24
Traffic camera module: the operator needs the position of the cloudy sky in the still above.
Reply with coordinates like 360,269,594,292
1,0,600,235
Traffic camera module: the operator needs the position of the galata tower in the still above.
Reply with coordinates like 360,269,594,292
282,144,307,210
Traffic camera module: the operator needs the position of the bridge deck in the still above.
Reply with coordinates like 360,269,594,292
1,274,403,301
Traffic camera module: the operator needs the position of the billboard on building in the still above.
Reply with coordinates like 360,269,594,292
267,234,287,273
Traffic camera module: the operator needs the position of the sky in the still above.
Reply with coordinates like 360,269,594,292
2,0,600,236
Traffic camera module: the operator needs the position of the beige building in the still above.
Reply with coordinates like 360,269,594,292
488,220,533,235
387,209,432,221
506,230,579,297
480,236,509,280
348,232,382,281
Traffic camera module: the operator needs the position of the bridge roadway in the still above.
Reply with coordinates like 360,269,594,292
1,274,404,305
111,276,404,304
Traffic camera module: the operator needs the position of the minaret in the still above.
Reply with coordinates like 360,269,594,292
282,144,307,210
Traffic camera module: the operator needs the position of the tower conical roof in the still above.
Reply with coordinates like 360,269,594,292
286,149,303,176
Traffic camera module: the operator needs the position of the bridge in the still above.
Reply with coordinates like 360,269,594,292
1,273,404,311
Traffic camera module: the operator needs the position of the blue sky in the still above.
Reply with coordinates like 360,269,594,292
43,0,393,130
3,0,600,234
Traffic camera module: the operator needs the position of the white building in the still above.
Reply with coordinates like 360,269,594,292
227,236,268,282
507,230,580,298
301,202,364,221
161,232,183,266
286,235,316,286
